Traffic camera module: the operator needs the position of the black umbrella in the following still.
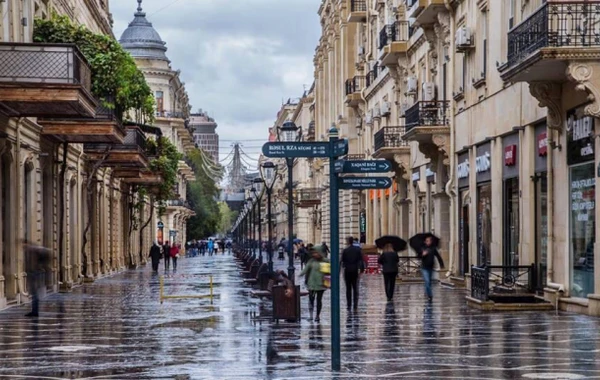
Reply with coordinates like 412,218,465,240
375,235,407,252
409,233,440,253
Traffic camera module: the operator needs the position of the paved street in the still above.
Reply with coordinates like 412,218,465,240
1,255,600,379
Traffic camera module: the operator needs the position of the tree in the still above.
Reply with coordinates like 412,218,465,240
186,149,221,238
217,202,237,235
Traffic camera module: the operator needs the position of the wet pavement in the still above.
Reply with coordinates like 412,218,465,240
1,254,600,379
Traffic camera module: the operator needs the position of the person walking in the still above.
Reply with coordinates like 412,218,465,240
163,241,171,271
149,241,161,272
321,242,330,258
170,243,180,271
300,246,329,322
341,236,364,311
24,241,50,317
298,243,309,269
207,239,214,256
375,235,407,302
414,234,444,302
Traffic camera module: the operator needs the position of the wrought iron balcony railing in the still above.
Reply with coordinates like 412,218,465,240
350,0,367,12
405,101,449,131
156,110,187,119
507,2,600,68
374,126,408,152
296,188,321,207
0,43,92,89
471,264,537,301
84,127,146,152
345,75,366,96
306,121,316,141
366,63,382,87
379,21,411,49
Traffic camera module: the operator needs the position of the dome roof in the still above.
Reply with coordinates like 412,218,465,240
119,0,169,62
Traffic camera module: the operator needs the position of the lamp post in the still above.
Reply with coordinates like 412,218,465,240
261,161,279,272
277,120,301,281
246,199,253,257
252,178,264,264
247,195,255,259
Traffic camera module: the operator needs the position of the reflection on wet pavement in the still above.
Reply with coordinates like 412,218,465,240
0,255,599,379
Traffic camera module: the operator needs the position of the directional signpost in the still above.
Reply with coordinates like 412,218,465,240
261,131,393,372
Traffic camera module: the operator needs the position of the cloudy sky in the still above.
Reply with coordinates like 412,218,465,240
112,0,322,165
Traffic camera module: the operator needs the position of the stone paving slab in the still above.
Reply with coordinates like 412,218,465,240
0,254,599,379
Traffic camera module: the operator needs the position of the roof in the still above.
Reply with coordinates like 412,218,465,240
119,0,169,62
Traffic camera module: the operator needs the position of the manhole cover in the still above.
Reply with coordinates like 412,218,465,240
522,373,586,379
47,345,98,352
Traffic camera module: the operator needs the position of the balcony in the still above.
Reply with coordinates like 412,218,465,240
296,188,321,208
84,127,149,168
406,0,447,26
39,98,125,143
167,198,192,209
0,43,97,118
344,75,366,106
306,121,316,141
366,63,382,88
379,21,411,65
500,1,600,83
373,127,409,160
156,110,187,119
403,101,449,146
116,170,163,185
348,0,367,23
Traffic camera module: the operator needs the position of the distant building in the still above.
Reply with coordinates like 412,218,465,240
190,110,219,163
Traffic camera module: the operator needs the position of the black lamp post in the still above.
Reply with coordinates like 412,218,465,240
252,178,264,264
277,120,302,282
261,161,278,272
246,199,253,257
247,195,255,259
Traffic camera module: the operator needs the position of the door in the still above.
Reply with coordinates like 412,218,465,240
459,193,470,276
504,178,520,270
534,173,548,292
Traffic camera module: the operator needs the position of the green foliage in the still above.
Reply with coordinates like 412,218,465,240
33,15,155,123
147,137,182,207
217,202,237,235
186,149,221,238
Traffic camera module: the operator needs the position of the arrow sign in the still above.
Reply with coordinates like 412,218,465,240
262,142,330,158
338,176,392,190
335,159,392,174
334,160,345,173
332,139,349,157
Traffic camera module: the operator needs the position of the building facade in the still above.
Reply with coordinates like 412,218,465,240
298,0,600,316
190,110,219,164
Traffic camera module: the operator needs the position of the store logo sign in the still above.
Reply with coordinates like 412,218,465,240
538,132,548,156
504,145,517,166
581,143,594,157
457,160,469,179
567,114,593,141
475,152,491,173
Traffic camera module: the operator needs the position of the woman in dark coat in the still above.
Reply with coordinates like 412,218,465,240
378,243,399,302
149,242,162,272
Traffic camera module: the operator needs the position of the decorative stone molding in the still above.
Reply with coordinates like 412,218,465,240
393,154,411,181
566,62,600,118
529,82,563,131
432,134,450,165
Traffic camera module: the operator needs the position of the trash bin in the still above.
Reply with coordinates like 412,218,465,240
272,285,301,322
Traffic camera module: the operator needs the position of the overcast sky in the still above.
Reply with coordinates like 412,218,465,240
112,0,321,166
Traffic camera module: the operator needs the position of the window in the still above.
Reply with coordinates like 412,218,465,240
1,0,11,41
156,91,164,113
509,0,516,29
482,11,488,78
462,54,466,90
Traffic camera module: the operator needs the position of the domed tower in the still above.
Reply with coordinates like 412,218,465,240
119,0,169,62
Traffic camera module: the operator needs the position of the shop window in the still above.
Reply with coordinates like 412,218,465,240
477,184,492,266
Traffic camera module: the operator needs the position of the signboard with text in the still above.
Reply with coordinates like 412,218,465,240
262,142,330,158
334,159,392,174
338,176,392,190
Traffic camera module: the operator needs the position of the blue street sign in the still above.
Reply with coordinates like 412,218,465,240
157,221,164,229
338,176,392,190
262,142,330,158
334,159,392,174
332,139,349,157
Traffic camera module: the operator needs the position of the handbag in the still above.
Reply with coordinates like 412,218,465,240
320,262,331,288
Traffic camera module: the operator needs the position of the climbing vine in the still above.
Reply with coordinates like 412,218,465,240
33,14,155,123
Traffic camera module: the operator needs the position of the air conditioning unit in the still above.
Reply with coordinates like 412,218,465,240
399,101,409,117
365,110,373,125
455,26,474,50
407,76,418,94
357,46,365,60
381,101,392,116
423,82,437,101
373,106,381,119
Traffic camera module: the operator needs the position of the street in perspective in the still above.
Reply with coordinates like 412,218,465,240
1,0,600,379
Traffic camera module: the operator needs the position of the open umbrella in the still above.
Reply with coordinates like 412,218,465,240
293,238,303,244
409,233,440,253
375,235,407,252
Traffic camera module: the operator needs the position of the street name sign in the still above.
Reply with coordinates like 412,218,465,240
334,159,392,174
332,139,349,157
338,176,392,190
262,142,330,158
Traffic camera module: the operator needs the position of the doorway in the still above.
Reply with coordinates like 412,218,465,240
459,190,470,276
503,178,520,269
534,173,548,292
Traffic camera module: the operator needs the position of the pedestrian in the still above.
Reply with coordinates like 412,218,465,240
341,236,364,311
376,235,407,302
299,243,309,269
207,239,214,256
163,240,171,271
214,241,219,255
24,241,50,317
219,240,225,255
417,235,444,302
149,241,161,272
300,246,329,322
170,243,180,271
321,241,330,258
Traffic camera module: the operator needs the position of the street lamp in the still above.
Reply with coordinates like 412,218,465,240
247,195,255,259
261,161,279,272
252,178,264,265
277,120,302,281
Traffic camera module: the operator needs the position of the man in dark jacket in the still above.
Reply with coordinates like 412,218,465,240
378,244,399,301
163,241,171,271
149,242,162,272
341,236,364,311
418,236,445,301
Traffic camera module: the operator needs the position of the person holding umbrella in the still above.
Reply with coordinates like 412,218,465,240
375,235,407,302
410,233,445,302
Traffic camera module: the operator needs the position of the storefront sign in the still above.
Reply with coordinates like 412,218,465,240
457,159,469,179
538,132,548,157
504,145,517,166
359,210,366,234
475,152,491,173
567,111,595,166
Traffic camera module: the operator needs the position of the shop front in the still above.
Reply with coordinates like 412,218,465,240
503,134,519,269
534,123,548,291
566,108,595,298
475,143,492,267
457,151,470,276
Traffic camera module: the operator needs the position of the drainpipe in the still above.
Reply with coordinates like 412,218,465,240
444,0,457,277
545,128,564,294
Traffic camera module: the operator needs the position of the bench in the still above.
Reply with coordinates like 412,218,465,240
243,263,268,285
